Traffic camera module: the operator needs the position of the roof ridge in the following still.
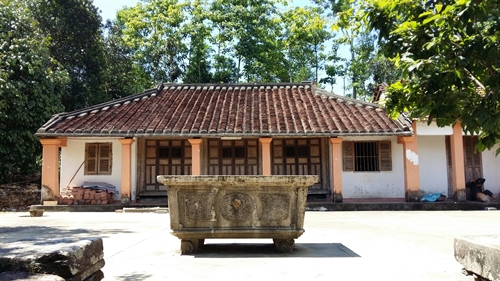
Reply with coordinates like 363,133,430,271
161,82,314,88
313,88,382,108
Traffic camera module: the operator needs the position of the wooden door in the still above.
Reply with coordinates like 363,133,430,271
463,136,482,182
144,140,191,194
272,138,322,189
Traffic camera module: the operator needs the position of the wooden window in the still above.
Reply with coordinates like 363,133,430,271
343,141,391,172
85,143,112,175
208,139,257,175
144,140,191,193
273,139,321,176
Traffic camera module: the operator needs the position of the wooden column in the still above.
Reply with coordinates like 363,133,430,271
329,138,343,202
450,122,466,201
188,139,202,175
118,138,135,203
40,138,66,201
397,122,421,202
259,138,273,175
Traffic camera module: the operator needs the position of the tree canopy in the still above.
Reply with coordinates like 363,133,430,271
0,0,69,182
362,0,500,153
116,0,333,84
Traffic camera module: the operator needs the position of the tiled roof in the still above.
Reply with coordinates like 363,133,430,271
36,82,413,137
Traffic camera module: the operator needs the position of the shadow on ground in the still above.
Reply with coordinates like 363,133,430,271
191,243,360,258
111,273,153,281
0,226,133,243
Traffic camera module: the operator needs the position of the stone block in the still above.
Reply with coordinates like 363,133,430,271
0,237,104,281
454,235,500,281
29,209,44,217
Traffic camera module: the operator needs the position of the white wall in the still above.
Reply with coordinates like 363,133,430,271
60,138,138,201
482,145,500,194
341,136,405,199
416,122,453,136
417,136,449,195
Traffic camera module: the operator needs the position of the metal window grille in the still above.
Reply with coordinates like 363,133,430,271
354,142,379,171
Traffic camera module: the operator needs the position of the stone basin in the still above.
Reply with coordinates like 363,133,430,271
156,175,318,254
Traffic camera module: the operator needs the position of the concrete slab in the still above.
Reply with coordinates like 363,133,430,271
1,210,499,280
455,235,500,281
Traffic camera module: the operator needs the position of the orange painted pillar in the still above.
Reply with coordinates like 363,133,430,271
259,138,273,175
118,138,135,203
40,138,65,201
188,139,202,175
329,138,343,202
397,122,421,202
450,122,466,201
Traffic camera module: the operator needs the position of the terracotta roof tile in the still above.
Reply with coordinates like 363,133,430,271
36,82,413,137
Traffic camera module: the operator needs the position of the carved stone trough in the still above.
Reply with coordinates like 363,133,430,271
156,175,318,254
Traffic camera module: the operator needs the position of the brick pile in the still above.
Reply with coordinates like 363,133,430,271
59,187,113,205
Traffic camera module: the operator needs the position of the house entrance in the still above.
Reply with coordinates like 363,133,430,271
445,136,483,196
272,138,323,190
463,136,482,182
143,139,192,195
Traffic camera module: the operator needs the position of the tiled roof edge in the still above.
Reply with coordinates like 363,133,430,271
34,131,414,138
36,87,159,136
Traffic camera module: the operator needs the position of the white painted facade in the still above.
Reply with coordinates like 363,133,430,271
341,136,406,199
481,144,500,194
59,138,138,201
416,135,449,195
416,121,500,195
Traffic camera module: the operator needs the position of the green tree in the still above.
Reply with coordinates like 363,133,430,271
208,0,284,82
281,7,332,83
102,20,152,97
315,0,400,99
30,0,107,111
182,0,213,83
117,0,188,84
362,0,500,153
0,0,68,183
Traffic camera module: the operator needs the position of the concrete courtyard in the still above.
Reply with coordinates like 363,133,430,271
1,210,499,280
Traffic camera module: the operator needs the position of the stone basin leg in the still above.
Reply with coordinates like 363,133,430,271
180,239,200,254
273,239,295,253
198,239,205,249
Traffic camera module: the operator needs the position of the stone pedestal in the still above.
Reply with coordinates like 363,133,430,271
454,235,500,281
0,237,105,281
157,175,318,254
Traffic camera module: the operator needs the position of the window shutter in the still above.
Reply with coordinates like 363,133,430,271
98,144,112,174
85,144,98,175
343,141,354,171
378,141,392,171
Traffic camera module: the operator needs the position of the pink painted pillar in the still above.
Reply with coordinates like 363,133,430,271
119,138,135,203
450,122,466,201
39,138,66,201
188,139,203,175
329,138,343,202
259,138,273,175
397,122,421,202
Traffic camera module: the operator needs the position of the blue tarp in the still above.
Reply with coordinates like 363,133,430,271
420,193,443,202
